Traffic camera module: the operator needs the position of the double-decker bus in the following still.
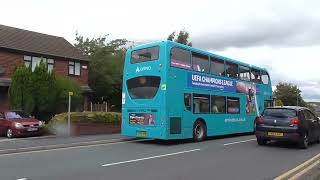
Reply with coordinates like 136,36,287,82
121,41,273,141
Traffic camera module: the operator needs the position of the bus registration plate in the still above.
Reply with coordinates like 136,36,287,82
137,131,147,137
267,132,283,137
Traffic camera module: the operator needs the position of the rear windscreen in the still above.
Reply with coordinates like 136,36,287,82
126,76,161,99
131,46,159,64
263,109,297,118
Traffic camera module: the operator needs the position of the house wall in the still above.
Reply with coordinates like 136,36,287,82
0,50,89,85
0,50,90,111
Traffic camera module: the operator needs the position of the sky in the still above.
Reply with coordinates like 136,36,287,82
1,0,320,101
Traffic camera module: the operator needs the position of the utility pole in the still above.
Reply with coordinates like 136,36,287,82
68,91,73,136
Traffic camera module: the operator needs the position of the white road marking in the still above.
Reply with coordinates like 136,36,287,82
16,178,27,180
0,138,128,153
102,148,201,167
223,139,256,146
0,139,150,157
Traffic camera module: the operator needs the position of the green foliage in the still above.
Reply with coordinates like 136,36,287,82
275,99,284,106
74,33,128,109
9,66,34,113
9,62,83,121
55,76,83,112
167,29,192,46
273,82,307,107
50,112,121,124
32,62,57,121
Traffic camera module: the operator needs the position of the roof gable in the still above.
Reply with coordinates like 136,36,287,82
0,24,89,61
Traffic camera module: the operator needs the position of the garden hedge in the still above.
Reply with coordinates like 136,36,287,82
50,112,122,124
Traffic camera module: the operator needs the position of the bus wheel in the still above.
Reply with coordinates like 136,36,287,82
193,120,207,142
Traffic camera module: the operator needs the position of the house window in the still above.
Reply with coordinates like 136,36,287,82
47,59,54,72
24,55,54,72
69,61,81,76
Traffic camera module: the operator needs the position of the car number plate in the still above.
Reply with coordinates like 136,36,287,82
267,132,283,137
136,131,147,137
27,128,38,132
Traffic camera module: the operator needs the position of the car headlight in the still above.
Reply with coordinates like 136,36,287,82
15,122,23,128
39,121,45,127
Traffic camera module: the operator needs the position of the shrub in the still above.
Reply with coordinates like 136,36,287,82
49,112,121,125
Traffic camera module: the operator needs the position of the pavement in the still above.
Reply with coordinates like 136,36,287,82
0,134,320,180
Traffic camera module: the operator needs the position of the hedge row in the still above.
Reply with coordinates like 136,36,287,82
50,112,122,124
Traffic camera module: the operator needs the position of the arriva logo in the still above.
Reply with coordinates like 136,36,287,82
135,66,151,73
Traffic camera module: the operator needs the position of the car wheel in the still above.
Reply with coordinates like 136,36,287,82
6,128,14,139
299,134,309,149
257,138,267,145
193,121,206,142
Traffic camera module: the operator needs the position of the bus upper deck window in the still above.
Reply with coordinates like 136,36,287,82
261,71,270,85
131,46,159,64
226,62,239,79
192,53,209,73
251,68,261,83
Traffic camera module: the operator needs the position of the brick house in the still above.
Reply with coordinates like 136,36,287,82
0,24,91,112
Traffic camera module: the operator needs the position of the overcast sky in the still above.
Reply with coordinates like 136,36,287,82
1,0,320,101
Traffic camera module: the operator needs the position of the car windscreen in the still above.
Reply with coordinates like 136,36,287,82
131,46,159,64
5,111,31,119
263,109,297,118
126,76,161,99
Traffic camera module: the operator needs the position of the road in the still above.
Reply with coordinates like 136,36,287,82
0,134,319,180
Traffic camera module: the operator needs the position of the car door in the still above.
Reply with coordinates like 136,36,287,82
0,112,6,135
302,110,315,140
307,110,320,141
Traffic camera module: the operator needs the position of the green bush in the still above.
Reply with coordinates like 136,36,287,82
50,112,121,125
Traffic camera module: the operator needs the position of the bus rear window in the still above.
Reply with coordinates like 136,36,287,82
126,76,161,99
131,46,159,64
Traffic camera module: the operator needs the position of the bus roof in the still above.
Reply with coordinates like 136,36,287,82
130,40,268,72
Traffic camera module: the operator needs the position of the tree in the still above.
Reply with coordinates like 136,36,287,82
9,62,83,121
74,33,129,110
9,66,34,114
273,82,307,107
31,62,58,121
167,29,192,46
55,76,83,112
275,99,284,106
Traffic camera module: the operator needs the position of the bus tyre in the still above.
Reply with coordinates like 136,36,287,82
193,121,206,142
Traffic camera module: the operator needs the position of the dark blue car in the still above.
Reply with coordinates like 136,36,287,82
255,106,320,149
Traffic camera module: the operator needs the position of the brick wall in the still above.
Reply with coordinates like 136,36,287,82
0,50,89,86
0,50,24,78
54,58,89,85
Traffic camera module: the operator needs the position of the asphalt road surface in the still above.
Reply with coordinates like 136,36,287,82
0,134,319,180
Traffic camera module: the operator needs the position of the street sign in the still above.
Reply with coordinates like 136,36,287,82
69,92,73,96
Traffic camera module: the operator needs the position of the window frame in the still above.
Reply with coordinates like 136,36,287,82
193,93,210,114
250,68,262,83
69,61,81,76
227,96,240,114
191,52,210,73
211,95,226,114
261,70,270,85
131,46,160,64
210,57,225,76
170,47,192,70
239,65,251,81
225,61,239,79
24,55,54,72
184,93,192,111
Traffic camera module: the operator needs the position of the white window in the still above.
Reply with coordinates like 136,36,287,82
69,61,81,76
24,55,54,72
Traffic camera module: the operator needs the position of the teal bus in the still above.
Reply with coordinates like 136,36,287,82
121,41,273,141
